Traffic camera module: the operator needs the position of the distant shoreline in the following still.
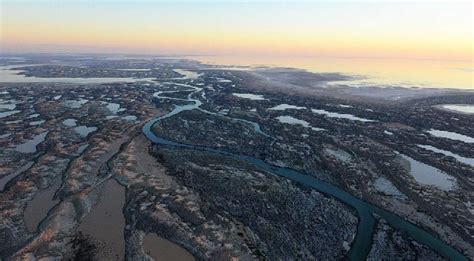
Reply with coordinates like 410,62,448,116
433,104,474,115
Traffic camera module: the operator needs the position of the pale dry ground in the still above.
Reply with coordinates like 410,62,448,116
112,133,266,260
111,134,202,259
13,124,141,259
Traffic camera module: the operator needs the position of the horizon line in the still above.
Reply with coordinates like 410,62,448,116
1,51,472,63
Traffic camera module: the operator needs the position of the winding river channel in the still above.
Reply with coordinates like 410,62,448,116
142,73,467,260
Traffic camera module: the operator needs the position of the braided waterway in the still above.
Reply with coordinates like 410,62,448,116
142,72,467,260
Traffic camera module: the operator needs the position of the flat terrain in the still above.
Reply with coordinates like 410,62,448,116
0,55,473,260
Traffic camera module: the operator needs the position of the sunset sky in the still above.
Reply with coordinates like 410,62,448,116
0,1,472,61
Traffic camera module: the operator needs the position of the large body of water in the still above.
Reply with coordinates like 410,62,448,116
1,57,472,90
191,55,473,90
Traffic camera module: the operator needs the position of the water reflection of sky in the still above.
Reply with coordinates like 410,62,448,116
192,56,473,90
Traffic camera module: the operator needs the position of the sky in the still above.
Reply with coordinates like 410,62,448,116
0,1,472,61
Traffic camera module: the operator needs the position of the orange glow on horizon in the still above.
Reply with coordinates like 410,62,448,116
1,1,472,62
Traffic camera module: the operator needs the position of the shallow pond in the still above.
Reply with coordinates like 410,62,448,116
15,131,48,153
325,148,352,163
232,93,267,100
62,118,78,127
373,177,407,200
0,161,34,191
0,133,11,139
143,233,195,261
427,129,474,143
311,108,375,122
76,144,89,154
24,185,59,232
79,179,125,260
74,126,97,137
27,113,40,119
399,154,456,191
117,68,151,71
0,110,20,118
122,115,137,121
29,120,45,126
63,99,89,109
418,144,474,167
439,104,474,114
216,78,232,83
0,103,16,110
102,102,125,114
173,69,202,80
268,104,305,111
276,115,325,131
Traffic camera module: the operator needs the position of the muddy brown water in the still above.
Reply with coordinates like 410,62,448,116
24,185,59,232
143,233,195,261
78,178,126,260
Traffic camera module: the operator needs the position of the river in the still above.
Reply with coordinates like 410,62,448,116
141,70,467,260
